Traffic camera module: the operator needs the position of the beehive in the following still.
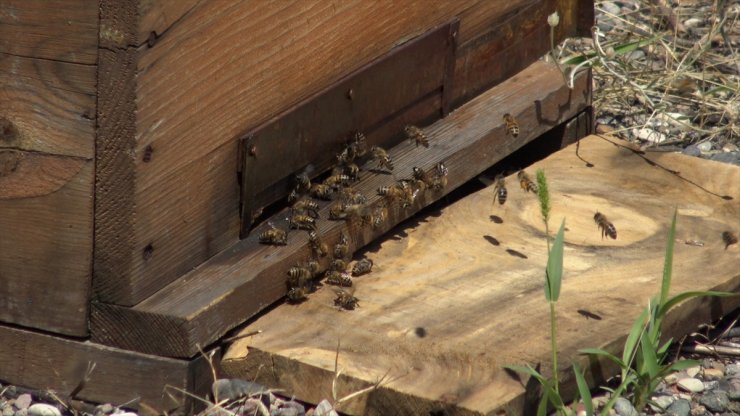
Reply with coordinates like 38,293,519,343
0,1,594,412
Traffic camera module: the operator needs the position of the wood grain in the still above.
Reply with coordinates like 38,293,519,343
0,324,214,415
94,0,590,306
0,53,95,158
0,0,98,64
220,135,740,415
90,61,592,357
0,154,92,336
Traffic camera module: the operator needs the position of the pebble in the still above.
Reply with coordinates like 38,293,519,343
703,368,724,380
666,399,691,416
665,373,681,384
312,400,338,416
600,1,622,15
12,396,31,411
649,394,675,412
635,127,667,143
614,397,639,416
2,407,12,416
686,366,702,378
708,152,740,166
211,379,268,401
683,17,704,28
727,364,740,376
679,377,705,393
26,405,60,416
700,390,729,413
696,141,713,152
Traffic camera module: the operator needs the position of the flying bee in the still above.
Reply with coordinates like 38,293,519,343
286,287,308,303
292,198,320,218
722,231,737,250
325,270,353,287
492,174,507,205
323,174,351,189
371,146,394,171
594,212,617,240
258,222,288,246
503,113,520,137
333,287,359,310
288,213,316,231
351,258,373,276
330,258,347,272
295,172,311,192
309,183,333,200
308,231,329,257
405,125,429,148
334,232,349,259
517,170,538,194
287,266,312,288
338,187,367,205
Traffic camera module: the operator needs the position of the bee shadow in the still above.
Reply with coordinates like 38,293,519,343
489,215,504,224
506,248,528,259
368,168,393,175
483,235,500,246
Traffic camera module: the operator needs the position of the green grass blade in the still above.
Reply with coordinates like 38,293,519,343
560,34,662,65
661,359,701,375
545,220,566,302
660,291,740,318
578,348,628,369
659,209,678,307
622,307,648,367
640,332,660,379
573,363,594,415
503,364,546,383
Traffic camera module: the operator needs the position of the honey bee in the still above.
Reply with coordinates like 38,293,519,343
371,146,394,171
324,174,351,189
310,183,333,200
344,163,360,181
286,287,308,303
329,202,349,220
338,187,367,205
333,287,359,310
258,222,288,246
308,231,329,257
334,232,349,259
492,174,507,205
594,212,617,240
287,266,312,288
351,258,373,276
503,113,520,137
405,125,429,148
412,166,433,189
288,214,316,231
378,184,416,207
722,231,738,250
517,170,538,194
330,258,347,272
325,270,353,287
295,172,311,192
371,205,388,228
292,198,320,218
307,259,321,277
287,188,300,203
349,131,368,158
430,162,449,191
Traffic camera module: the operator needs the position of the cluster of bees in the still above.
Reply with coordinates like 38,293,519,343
258,124,446,310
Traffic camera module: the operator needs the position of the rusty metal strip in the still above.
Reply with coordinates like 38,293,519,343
240,19,459,236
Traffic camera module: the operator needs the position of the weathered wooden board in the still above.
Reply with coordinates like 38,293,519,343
220,135,740,415
90,61,592,358
0,324,214,415
95,0,592,306
0,153,93,336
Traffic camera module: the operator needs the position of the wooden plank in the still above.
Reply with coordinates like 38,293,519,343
0,53,96,158
0,0,98,64
0,324,215,415
0,153,92,336
90,61,592,358
137,1,201,45
94,0,590,306
219,135,740,415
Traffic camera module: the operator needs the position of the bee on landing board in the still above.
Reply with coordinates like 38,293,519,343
722,231,737,250
258,222,288,246
286,287,308,303
286,265,312,289
333,287,359,310
309,183,333,200
325,270,353,287
503,113,520,137
295,172,311,193
292,198,320,219
430,161,448,191
307,231,329,258
352,258,373,276
594,212,617,240
333,232,349,259
492,174,507,205
288,213,316,231
517,170,538,194
370,146,394,171
323,174,351,190
405,125,429,148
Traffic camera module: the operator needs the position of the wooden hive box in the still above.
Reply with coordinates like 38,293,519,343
0,0,593,412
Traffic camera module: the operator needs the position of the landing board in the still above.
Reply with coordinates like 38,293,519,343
221,135,739,415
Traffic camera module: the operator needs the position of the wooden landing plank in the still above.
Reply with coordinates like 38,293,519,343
90,61,592,358
94,0,590,306
0,154,92,336
0,324,214,415
220,135,740,415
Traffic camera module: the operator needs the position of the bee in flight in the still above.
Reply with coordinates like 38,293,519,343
503,113,520,137
517,170,537,194
352,258,373,276
722,231,737,250
594,212,617,240
333,287,359,310
258,222,288,246
370,146,394,171
492,174,507,205
405,125,429,148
